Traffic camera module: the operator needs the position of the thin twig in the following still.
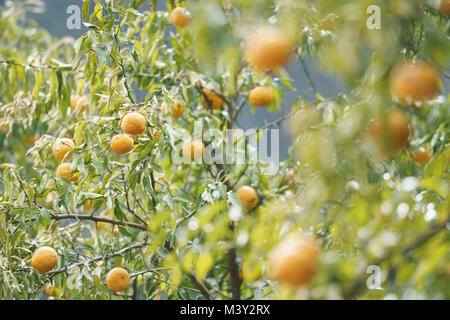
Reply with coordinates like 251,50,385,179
298,54,318,95
45,242,148,276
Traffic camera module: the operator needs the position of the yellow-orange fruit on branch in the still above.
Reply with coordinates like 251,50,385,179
162,101,185,119
52,138,75,160
121,112,147,135
249,87,274,107
245,27,294,71
106,267,130,292
389,61,442,106
31,247,59,274
203,89,224,110
366,109,410,156
27,133,40,145
71,95,89,113
56,163,78,182
96,214,117,235
236,186,258,211
110,134,134,155
412,147,432,166
170,7,191,27
45,282,55,297
268,235,319,287
97,223,119,236
182,139,205,160
436,0,450,15
153,130,162,137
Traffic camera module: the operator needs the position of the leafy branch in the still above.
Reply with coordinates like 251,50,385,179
344,218,450,299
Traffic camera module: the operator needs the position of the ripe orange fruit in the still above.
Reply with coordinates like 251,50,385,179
236,186,258,211
203,89,224,110
31,246,59,274
96,220,106,232
249,87,274,107
153,130,161,137
436,0,450,15
110,134,134,155
84,199,101,212
412,147,432,166
245,26,294,71
268,235,319,287
45,282,55,297
390,61,442,106
96,216,117,235
27,133,40,145
56,163,78,182
170,7,191,27
106,267,130,292
52,138,75,160
112,225,119,237
71,95,88,113
162,101,185,119
366,109,410,156
182,139,205,160
121,112,147,135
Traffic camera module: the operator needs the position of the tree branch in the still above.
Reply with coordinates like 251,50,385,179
343,219,449,299
50,213,147,231
227,246,242,300
186,272,215,300
45,242,148,276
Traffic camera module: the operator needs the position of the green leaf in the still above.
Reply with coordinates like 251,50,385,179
38,208,50,229
82,0,92,21
113,199,125,222
33,71,42,99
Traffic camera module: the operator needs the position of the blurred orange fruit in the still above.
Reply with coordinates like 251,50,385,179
153,130,162,137
162,101,185,119
412,147,432,166
170,7,191,27
367,109,410,156
268,235,319,287
27,133,40,145
71,95,88,113
390,61,442,106
436,0,450,15
203,89,224,110
45,282,55,297
245,26,294,71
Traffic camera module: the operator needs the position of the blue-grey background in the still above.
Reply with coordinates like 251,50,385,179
2,0,448,160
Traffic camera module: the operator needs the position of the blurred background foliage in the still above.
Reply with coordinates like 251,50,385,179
0,0,448,300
